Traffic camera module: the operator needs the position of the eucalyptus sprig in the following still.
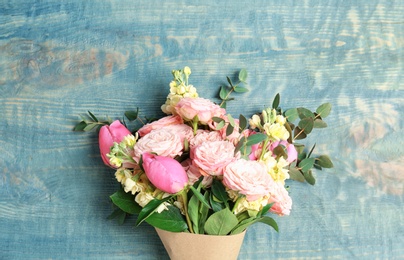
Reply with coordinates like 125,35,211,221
219,68,248,108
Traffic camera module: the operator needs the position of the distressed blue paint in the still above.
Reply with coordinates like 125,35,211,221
0,0,403,259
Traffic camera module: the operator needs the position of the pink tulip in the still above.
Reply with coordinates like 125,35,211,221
99,120,131,167
142,152,188,194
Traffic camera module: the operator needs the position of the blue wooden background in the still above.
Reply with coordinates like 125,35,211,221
1,1,403,259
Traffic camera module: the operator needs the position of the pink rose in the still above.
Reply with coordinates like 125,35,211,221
137,115,183,137
189,130,223,148
99,120,131,167
270,141,298,163
162,124,194,144
175,97,226,125
133,128,183,162
268,182,292,216
191,140,236,176
142,152,188,194
223,159,273,201
181,159,213,187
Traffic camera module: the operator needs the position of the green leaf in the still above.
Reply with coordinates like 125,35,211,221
299,158,315,173
145,205,188,232
211,179,229,207
190,186,211,209
297,107,315,119
303,170,316,185
219,86,229,100
210,194,225,212
273,145,288,159
83,123,98,132
215,120,226,130
107,208,127,225
316,155,334,168
285,108,299,122
88,111,99,122
231,217,257,235
188,194,200,234
288,167,305,182
125,108,139,121
233,86,249,93
204,208,239,235
212,117,225,123
294,126,307,140
198,191,211,234
226,124,234,136
238,68,248,82
226,76,234,87
307,143,316,158
298,117,314,135
258,203,273,217
135,197,172,226
73,121,87,131
110,189,142,215
313,119,328,128
239,114,247,132
272,93,280,109
227,114,235,127
258,216,279,232
246,133,267,146
316,103,332,118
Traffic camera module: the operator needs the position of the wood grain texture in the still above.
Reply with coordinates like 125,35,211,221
1,0,403,259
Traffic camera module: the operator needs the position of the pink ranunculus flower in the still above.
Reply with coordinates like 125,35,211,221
223,159,274,201
189,130,223,148
137,115,183,137
133,128,183,162
191,140,236,176
99,120,132,167
268,182,292,216
270,140,298,163
175,97,226,125
142,153,188,194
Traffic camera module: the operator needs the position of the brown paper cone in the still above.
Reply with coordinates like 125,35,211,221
155,228,246,260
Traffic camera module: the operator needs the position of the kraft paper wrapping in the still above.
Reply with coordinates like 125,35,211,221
155,228,246,260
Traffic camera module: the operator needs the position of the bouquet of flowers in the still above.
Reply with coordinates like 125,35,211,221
74,67,333,235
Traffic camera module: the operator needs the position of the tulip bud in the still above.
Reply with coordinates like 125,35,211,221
99,120,131,167
142,152,188,194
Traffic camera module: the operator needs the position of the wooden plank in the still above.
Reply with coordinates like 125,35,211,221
0,0,403,259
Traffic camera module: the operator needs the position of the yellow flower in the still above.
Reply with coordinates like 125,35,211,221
264,122,290,141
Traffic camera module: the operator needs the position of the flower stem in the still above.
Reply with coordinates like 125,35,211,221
180,190,194,233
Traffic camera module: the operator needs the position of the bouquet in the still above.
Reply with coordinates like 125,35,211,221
74,67,333,235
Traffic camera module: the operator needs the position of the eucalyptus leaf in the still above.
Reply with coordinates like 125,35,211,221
316,103,332,118
272,93,280,109
297,107,315,119
226,76,233,87
219,86,229,100
226,124,234,136
303,170,316,185
212,117,225,123
299,158,315,173
215,120,225,130
246,133,267,146
239,114,247,131
316,155,334,168
227,114,235,127
294,126,307,140
88,111,99,122
204,208,239,235
234,86,249,93
238,68,248,82
288,167,305,182
298,117,314,135
285,108,299,122
313,119,328,128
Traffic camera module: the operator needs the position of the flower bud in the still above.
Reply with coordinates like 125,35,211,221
142,152,188,194
99,120,131,167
